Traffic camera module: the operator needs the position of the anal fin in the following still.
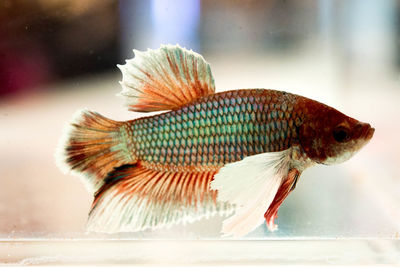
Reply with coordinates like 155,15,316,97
88,163,232,233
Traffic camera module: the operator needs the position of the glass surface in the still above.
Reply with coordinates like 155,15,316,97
1,0,399,265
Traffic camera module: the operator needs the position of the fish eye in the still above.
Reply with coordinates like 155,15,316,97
333,126,350,143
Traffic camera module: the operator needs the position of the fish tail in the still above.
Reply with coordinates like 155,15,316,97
56,109,134,192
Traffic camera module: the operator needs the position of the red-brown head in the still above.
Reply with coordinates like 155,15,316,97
296,98,374,164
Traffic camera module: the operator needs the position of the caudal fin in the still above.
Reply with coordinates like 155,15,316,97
56,109,134,192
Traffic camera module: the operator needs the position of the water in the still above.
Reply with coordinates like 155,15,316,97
1,0,399,265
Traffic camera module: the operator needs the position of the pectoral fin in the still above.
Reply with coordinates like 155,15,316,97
210,149,295,237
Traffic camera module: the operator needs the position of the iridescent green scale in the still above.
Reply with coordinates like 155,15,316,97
126,89,299,167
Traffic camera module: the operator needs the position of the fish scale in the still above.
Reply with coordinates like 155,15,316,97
124,89,299,168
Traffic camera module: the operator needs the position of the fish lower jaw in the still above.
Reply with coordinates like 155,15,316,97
323,150,356,165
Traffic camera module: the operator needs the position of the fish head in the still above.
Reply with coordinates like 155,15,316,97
298,102,374,165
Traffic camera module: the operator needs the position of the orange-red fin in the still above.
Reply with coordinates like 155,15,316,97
56,109,134,193
88,163,233,233
264,169,300,231
118,44,215,112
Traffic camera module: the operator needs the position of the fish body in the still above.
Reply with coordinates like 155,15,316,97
57,45,374,236
125,89,301,169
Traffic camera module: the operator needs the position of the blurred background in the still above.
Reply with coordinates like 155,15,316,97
0,0,400,239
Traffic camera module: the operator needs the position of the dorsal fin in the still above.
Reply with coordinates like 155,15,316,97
118,44,216,112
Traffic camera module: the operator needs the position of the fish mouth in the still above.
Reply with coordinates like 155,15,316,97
362,124,375,140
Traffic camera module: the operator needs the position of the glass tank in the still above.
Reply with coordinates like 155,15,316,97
0,0,399,265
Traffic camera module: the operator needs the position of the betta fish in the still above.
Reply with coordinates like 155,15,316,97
56,45,374,237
